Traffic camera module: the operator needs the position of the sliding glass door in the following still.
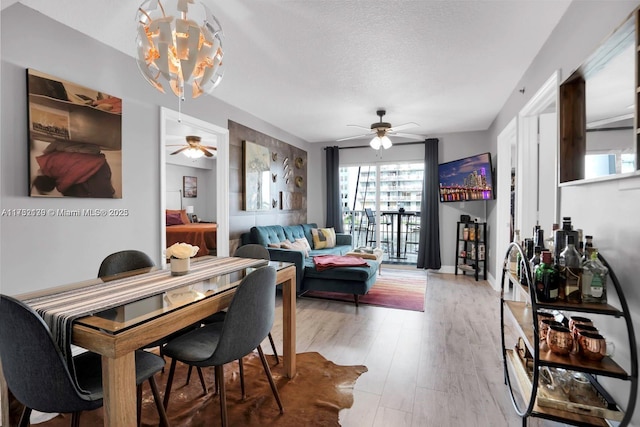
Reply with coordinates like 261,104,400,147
340,162,424,263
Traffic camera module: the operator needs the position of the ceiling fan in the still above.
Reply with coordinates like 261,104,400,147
167,135,217,159
337,109,422,149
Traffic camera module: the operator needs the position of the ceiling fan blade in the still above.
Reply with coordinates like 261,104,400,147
201,145,217,150
390,132,427,139
346,124,372,130
170,146,189,155
389,122,419,132
336,133,373,142
200,147,215,157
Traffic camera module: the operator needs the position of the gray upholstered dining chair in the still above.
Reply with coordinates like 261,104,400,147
184,244,279,397
162,266,284,426
0,295,169,427
97,249,155,278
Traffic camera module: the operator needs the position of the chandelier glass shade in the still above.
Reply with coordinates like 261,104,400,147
135,0,225,99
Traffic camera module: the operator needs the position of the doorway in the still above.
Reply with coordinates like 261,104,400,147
160,108,230,262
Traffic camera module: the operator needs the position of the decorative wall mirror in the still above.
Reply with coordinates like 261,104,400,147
559,9,638,183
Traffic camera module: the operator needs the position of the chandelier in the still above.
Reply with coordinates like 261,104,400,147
135,0,225,99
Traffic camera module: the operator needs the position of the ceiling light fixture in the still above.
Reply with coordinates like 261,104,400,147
183,147,205,158
135,0,225,100
370,132,393,150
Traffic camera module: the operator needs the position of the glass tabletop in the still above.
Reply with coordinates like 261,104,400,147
74,259,292,335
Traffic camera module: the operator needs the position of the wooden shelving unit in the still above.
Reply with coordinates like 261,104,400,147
500,242,638,426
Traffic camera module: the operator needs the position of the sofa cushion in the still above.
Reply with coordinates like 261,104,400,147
251,225,287,246
301,223,318,247
304,258,378,282
282,225,307,243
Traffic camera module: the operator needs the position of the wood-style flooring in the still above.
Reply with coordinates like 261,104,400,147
269,266,565,427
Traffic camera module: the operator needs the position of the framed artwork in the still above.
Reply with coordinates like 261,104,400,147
243,140,271,211
183,176,197,197
27,69,122,198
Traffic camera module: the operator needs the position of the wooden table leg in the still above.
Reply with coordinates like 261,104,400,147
0,360,10,427
102,353,137,427
281,269,297,378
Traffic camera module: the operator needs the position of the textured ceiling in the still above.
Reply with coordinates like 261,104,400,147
11,0,572,144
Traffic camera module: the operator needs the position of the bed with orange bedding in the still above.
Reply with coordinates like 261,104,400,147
166,223,217,257
165,209,217,257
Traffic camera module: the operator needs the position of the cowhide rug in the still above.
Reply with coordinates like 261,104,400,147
13,352,367,426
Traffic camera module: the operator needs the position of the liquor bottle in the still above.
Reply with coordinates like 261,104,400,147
559,235,582,303
545,224,559,261
519,239,534,286
509,229,520,274
535,251,558,302
534,226,545,250
582,247,608,304
530,246,542,278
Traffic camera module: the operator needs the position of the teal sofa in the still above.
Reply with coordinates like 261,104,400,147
242,223,378,300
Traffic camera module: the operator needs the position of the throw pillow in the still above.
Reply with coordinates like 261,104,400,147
295,237,312,253
290,238,311,257
311,227,336,249
166,212,183,226
166,209,191,224
280,241,294,249
267,243,281,248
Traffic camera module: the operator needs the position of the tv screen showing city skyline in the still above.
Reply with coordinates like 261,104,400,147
438,152,494,202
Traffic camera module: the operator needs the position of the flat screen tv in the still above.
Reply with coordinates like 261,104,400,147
438,152,494,202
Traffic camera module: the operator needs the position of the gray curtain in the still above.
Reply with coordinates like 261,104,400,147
417,138,441,269
325,146,343,232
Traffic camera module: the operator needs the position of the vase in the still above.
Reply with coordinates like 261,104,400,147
170,257,190,276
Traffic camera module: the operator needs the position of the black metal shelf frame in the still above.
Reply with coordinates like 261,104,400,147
500,242,638,426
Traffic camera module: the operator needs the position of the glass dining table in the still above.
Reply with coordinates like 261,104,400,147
2,256,297,427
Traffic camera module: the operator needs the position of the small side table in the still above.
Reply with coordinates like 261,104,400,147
345,248,384,274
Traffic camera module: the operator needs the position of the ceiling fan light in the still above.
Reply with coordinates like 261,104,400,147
381,136,393,149
184,147,204,159
370,136,382,150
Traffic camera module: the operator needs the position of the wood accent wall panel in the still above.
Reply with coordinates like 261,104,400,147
227,120,307,249
559,77,586,183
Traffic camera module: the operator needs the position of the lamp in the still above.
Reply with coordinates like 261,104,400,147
135,0,225,99
185,205,195,222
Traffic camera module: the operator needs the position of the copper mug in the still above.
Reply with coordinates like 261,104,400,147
569,316,593,333
571,324,599,354
547,325,573,356
578,331,609,361
539,319,563,350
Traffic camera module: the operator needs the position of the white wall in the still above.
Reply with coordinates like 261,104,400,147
0,4,309,295
307,130,493,273
488,1,640,422
166,163,216,221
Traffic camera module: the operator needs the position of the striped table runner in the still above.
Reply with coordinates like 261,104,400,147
23,256,267,381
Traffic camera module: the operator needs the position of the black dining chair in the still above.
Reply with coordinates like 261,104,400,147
162,266,284,426
0,295,169,427
365,208,391,252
